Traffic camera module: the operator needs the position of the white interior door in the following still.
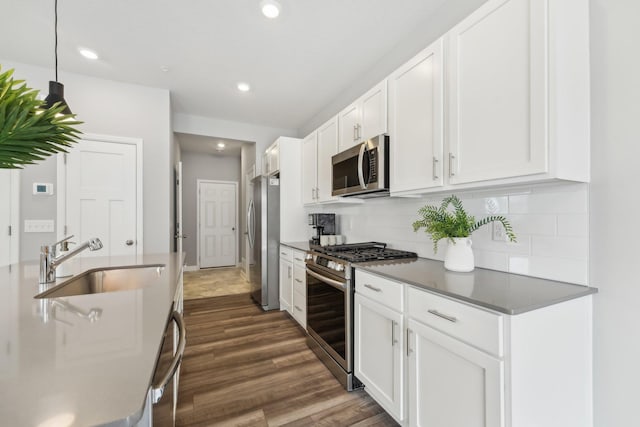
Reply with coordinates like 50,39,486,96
64,137,141,257
175,162,184,255
0,170,19,266
198,180,237,268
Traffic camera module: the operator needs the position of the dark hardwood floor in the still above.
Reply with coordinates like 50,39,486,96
176,293,398,427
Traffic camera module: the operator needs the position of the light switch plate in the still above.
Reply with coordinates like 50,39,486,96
24,219,55,233
492,222,506,241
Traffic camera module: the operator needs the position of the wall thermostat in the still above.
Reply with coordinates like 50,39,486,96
33,183,54,195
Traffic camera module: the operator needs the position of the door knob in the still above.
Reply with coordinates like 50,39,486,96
232,227,236,231
126,240,134,246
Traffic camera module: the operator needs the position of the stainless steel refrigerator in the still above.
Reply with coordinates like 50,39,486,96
248,175,280,311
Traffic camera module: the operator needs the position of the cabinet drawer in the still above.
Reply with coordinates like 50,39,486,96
292,249,306,265
355,270,403,312
293,265,306,297
407,287,503,357
280,245,293,262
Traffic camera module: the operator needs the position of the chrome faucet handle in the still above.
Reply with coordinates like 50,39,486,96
53,235,75,248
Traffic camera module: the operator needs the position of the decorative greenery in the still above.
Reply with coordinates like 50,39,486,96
0,66,82,169
412,195,516,252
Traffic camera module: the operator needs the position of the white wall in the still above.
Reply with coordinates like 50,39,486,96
2,60,172,259
180,151,241,266
323,183,588,285
173,113,297,176
590,0,640,424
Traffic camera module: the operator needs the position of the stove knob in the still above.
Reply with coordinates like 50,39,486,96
327,261,336,270
305,253,313,261
335,263,345,272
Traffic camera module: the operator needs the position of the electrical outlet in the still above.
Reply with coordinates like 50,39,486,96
492,222,506,241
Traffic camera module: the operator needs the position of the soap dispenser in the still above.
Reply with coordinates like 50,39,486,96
56,240,74,278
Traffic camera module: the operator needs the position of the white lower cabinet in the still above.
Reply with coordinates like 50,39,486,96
354,294,404,422
279,246,293,314
354,269,593,427
407,318,503,427
291,252,307,329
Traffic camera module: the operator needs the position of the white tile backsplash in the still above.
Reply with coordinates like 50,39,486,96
326,182,589,284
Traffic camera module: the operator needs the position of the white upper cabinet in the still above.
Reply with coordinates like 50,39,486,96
301,131,318,205
316,116,338,203
338,80,388,152
447,0,590,186
301,115,340,205
389,38,444,195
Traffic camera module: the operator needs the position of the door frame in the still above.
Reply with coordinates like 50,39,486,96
196,179,239,269
56,133,144,255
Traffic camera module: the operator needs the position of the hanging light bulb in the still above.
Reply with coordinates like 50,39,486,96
43,0,72,115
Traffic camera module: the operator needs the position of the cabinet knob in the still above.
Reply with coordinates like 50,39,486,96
125,239,134,246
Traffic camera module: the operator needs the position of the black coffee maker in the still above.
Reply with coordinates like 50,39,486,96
308,213,336,245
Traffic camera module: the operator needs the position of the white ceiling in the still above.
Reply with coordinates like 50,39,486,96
2,0,448,130
176,133,246,157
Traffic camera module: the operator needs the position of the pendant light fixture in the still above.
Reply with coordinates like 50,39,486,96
43,0,72,114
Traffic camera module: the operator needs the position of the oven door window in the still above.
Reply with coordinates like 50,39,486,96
307,272,346,361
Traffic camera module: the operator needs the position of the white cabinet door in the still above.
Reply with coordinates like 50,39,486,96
301,132,317,205
355,294,404,422
338,80,388,152
338,102,360,152
389,38,444,194
447,0,547,184
279,258,293,313
316,116,338,202
408,318,504,427
360,80,388,142
267,141,279,175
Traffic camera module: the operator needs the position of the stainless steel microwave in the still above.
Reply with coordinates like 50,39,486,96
331,135,389,198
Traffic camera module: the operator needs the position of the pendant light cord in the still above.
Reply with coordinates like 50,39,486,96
54,0,58,82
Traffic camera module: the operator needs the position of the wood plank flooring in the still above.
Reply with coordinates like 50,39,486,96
176,293,398,427
183,267,250,300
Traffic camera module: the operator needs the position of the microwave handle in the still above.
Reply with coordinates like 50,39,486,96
357,142,367,190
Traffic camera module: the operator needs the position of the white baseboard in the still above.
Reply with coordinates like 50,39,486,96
184,265,199,272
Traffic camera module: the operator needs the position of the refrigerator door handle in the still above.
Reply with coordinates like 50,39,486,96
247,199,255,248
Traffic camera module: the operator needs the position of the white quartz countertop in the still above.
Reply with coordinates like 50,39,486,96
0,252,184,427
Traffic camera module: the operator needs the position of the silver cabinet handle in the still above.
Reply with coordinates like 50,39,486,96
364,284,382,292
391,320,398,346
449,153,456,177
125,239,134,246
294,305,303,312
407,328,413,356
353,124,358,141
316,187,320,200
288,266,292,279
281,251,287,255
294,257,303,262
433,156,439,180
295,279,302,283
152,310,186,404
356,123,361,140
428,309,458,323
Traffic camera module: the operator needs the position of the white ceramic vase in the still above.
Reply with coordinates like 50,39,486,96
444,237,474,272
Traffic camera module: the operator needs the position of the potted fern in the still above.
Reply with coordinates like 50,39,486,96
412,195,516,272
0,66,81,169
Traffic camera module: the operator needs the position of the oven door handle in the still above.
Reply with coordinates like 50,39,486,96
307,268,346,291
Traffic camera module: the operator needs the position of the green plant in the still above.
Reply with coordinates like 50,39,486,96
412,195,516,252
0,66,82,169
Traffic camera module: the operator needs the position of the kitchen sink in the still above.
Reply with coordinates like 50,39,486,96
35,264,166,299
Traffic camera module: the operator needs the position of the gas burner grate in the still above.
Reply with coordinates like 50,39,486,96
315,242,417,263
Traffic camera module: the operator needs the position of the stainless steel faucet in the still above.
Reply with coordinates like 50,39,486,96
39,236,103,284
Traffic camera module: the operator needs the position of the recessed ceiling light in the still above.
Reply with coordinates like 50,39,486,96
160,65,170,72
260,0,281,18
78,48,99,60
217,142,226,149
237,82,251,92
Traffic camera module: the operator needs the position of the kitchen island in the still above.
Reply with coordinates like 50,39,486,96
0,252,184,427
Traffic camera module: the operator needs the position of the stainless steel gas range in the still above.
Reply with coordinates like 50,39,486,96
305,242,417,390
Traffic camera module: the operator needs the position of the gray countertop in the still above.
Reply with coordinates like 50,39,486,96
280,241,310,252
0,252,184,427
356,258,597,315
